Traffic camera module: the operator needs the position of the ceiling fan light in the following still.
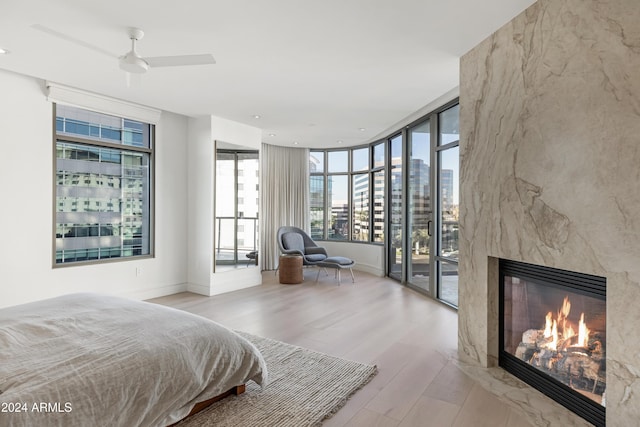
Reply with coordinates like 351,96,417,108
119,52,149,73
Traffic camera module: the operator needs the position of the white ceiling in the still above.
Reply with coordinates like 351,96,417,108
0,0,536,148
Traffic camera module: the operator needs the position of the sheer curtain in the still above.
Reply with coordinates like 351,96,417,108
260,143,310,270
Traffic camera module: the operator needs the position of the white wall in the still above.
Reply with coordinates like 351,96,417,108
186,116,214,295
0,69,189,308
186,114,263,296
211,116,261,150
320,241,385,277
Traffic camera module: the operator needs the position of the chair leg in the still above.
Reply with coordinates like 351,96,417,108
337,269,341,285
316,267,321,282
350,267,355,283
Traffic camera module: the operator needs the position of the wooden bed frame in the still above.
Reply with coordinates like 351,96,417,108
170,384,246,425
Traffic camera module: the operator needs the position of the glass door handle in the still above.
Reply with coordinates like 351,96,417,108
427,220,432,237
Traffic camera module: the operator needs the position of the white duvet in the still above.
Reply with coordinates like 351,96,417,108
0,293,267,427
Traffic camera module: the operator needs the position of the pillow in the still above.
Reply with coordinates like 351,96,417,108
282,232,305,253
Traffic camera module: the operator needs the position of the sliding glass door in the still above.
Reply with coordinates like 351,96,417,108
388,134,403,281
435,105,459,306
214,149,259,271
407,120,431,291
386,102,459,307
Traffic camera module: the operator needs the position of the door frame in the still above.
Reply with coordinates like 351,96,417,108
386,99,459,306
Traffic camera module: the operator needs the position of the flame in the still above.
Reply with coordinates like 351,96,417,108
557,296,575,340
542,312,559,350
541,296,590,350
561,296,571,318
544,312,553,338
578,313,590,347
565,324,575,340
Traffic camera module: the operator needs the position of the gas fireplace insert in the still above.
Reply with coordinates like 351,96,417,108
499,259,606,426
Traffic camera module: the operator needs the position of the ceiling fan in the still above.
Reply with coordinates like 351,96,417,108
118,28,215,73
32,25,216,74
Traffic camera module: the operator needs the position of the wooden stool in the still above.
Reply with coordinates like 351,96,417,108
279,255,303,284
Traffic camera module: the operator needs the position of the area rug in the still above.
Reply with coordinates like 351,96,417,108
178,332,377,427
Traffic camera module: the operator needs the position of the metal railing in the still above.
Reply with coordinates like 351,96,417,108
215,216,259,265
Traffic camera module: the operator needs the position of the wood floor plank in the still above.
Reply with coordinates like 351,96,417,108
452,384,512,427
423,360,475,406
398,396,461,427
339,408,400,427
365,347,447,421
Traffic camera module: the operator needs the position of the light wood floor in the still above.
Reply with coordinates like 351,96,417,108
149,270,533,427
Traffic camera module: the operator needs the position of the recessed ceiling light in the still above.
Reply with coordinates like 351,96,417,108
337,140,343,144
269,133,276,137
0,48,9,55
293,141,299,145
359,128,365,132
253,115,261,119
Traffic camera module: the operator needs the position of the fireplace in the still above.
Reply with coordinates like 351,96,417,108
499,259,606,426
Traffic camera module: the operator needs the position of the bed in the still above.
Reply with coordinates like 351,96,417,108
0,293,267,426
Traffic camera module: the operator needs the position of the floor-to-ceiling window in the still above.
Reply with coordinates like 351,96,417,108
214,150,259,270
407,120,431,291
307,100,459,308
388,134,403,280
435,104,459,306
399,102,459,306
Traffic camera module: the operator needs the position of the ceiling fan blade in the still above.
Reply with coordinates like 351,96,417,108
31,24,119,59
145,54,216,68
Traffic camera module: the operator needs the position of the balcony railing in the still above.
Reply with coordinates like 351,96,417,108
215,216,259,265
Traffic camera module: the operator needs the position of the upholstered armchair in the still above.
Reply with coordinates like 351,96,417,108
277,226,328,266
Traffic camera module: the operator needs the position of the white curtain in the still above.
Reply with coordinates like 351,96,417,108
260,143,310,270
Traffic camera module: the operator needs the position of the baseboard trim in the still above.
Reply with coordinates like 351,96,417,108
187,282,211,296
122,283,188,301
353,263,384,277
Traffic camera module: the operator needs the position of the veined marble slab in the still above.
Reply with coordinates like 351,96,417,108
459,0,640,425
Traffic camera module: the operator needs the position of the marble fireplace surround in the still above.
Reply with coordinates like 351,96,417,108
457,0,640,426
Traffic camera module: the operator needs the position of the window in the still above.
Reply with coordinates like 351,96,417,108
310,174,325,240
328,175,348,239
214,150,259,269
352,147,368,172
352,174,369,241
309,151,324,173
54,104,153,265
328,150,348,173
372,142,385,243
309,145,382,243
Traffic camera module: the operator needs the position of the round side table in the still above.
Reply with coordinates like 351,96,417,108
279,255,303,284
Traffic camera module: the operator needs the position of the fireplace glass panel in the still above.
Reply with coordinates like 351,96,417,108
503,274,606,406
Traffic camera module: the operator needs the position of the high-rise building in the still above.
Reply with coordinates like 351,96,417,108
54,105,152,264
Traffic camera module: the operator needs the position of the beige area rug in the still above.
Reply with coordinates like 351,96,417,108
179,332,377,427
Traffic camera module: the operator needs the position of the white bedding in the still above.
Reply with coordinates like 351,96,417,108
0,293,267,427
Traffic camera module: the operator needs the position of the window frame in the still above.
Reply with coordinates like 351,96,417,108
52,103,155,267
309,100,459,249
310,145,384,244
